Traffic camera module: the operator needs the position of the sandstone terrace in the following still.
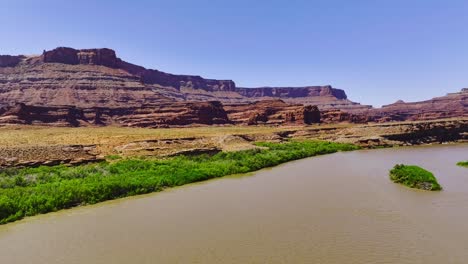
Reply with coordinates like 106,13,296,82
0,118,466,169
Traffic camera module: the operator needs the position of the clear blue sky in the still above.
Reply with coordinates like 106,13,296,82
2,0,468,106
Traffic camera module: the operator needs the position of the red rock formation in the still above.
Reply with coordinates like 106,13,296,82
225,99,320,125
43,47,80,65
0,55,24,67
113,101,230,127
366,89,468,122
0,101,230,128
43,47,119,68
319,89,467,123
284,105,321,124
0,55,168,108
0,47,466,126
321,109,370,124
234,86,371,111
0,47,362,111
0,103,83,126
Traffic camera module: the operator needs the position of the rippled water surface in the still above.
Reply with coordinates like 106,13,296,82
0,144,467,263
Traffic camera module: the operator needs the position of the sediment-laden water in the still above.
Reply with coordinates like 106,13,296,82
0,144,467,263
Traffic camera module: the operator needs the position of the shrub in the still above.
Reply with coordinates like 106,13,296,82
389,164,442,191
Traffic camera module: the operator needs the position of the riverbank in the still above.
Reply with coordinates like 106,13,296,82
0,118,466,168
0,140,358,224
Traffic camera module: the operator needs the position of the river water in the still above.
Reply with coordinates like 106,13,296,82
0,145,467,263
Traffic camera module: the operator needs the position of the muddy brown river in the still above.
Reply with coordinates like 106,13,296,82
0,145,467,263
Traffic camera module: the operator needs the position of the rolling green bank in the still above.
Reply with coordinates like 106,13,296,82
0,141,358,224
389,164,442,191
457,161,468,168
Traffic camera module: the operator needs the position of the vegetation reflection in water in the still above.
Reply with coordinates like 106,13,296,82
0,140,359,224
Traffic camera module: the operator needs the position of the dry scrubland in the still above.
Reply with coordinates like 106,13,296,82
1,118,465,150
0,118,466,168
0,125,301,147
0,124,351,155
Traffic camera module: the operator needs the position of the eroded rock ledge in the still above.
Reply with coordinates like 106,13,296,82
0,100,323,127
0,102,230,128
0,119,465,169
0,145,102,168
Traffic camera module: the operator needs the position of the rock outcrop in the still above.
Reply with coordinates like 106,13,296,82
234,86,370,111
0,101,230,128
43,47,119,68
367,89,468,122
319,89,467,123
225,99,321,125
0,144,102,168
0,103,84,126
320,109,367,124
0,55,24,67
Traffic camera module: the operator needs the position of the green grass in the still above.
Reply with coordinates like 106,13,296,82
105,154,122,160
389,164,442,191
456,161,468,168
0,140,359,224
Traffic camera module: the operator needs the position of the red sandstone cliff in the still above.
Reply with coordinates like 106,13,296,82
0,47,362,110
369,89,467,121
0,47,466,127
0,101,229,128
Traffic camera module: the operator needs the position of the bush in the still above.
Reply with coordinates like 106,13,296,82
456,161,468,168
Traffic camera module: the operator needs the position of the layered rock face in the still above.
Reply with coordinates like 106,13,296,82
235,86,345,98
319,89,467,123
225,100,320,125
235,86,370,111
320,109,369,124
102,101,230,127
367,89,468,122
0,47,360,110
0,55,24,67
0,47,466,127
0,144,101,168
43,47,119,68
0,52,168,108
0,103,84,126
0,101,229,128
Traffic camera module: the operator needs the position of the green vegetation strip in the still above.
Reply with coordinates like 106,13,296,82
389,164,442,191
0,141,358,224
457,161,468,168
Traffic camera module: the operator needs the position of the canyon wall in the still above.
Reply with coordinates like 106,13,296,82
0,102,229,128
0,47,466,127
